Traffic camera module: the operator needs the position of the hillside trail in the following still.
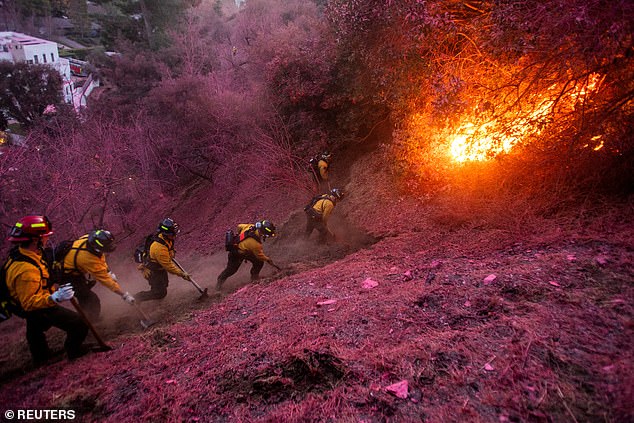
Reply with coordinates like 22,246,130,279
1,143,632,420
0,206,377,383
0,139,380,381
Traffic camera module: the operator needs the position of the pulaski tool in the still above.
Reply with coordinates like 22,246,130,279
70,297,112,352
172,258,209,299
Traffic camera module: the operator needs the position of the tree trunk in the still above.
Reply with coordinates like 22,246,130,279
139,0,154,49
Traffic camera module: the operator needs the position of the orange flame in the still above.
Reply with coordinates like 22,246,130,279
448,73,604,162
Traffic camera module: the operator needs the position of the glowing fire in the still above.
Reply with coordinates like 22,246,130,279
449,73,605,162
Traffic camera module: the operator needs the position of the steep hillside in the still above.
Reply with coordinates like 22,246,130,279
1,146,633,422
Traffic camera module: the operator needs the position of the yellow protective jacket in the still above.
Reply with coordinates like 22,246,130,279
6,247,55,311
311,196,335,226
236,224,272,263
63,235,122,293
149,233,186,276
318,159,329,181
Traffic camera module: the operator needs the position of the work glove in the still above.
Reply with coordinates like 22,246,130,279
51,284,74,303
182,272,192,282
121,292,135,304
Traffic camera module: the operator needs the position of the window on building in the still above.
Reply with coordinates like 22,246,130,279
34,55,38,63
43,54,47,63
27,59,33,64
51,53,55,62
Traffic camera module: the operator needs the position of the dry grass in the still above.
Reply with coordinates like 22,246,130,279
0,146,632,422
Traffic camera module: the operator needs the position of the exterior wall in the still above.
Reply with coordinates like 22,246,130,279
75,74,100,109
22,42,58,65
0,41,12,62
55,58,74,103
0,32,74,104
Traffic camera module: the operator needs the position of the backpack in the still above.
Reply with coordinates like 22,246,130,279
134,233,167,266
224,226,260,252
42,239,75,286
0,246,40,322
304,194,330,221
225,230,237,252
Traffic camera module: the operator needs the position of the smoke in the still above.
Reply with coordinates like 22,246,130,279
89,249,277,334
57,207,376,341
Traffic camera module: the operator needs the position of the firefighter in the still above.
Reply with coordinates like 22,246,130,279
310,151,332,193
62,229,135,320
304,188,344,243
4,215,88,364
217,220,278,289
135,218,192,302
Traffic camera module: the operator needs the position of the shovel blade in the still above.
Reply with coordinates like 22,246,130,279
197,288,209,300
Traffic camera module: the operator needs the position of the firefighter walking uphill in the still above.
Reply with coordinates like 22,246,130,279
135,218,193,302
217,220,279,289
3,215,88,364
61,229,135,320
310,151,332,194
304,188,344,243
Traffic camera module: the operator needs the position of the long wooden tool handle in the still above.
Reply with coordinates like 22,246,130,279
172,258,205,293
189,278,205,293
70,297,111,350
133,303,151,320
172,258,185,272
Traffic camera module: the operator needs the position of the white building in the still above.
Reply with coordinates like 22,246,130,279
0,31,75,104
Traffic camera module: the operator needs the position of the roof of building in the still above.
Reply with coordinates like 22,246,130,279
0,31,56,47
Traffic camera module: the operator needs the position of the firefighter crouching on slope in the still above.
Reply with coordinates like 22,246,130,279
135,218,192,302
4,215,88,364
217,220,278,290
304,188,344,243
62,229,135,320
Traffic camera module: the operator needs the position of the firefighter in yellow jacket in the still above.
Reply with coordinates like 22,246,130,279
3,215,88,364
310,151,332,194
62,229,135,320
304,188,344,243
135,218,192,302
217,220,278,289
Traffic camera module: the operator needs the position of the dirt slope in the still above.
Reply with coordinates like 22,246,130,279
1,148,633,422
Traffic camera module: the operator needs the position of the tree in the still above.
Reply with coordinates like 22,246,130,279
67,0,90,38
139,0,202,49
95,0,200,50
0,62,62,128
0,0,21,31
323,0,633,194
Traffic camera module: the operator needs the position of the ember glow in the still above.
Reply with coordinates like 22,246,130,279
448,73,605,162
